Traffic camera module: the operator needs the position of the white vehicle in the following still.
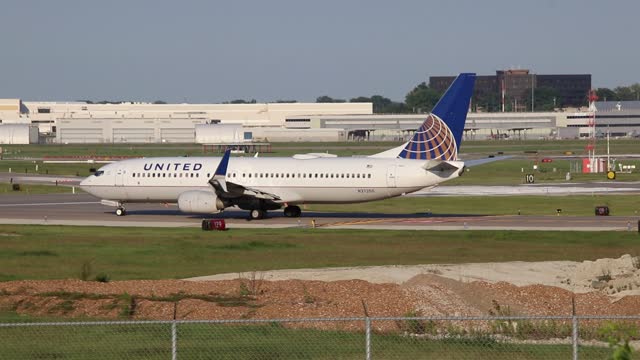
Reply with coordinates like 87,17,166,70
81,73,482,220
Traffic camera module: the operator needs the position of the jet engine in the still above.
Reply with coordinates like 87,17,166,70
177,191,225,213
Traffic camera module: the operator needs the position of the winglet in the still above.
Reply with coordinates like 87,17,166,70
211,149,231,192
215,149,231,176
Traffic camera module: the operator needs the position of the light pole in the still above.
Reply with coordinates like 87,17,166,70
531,74,536,112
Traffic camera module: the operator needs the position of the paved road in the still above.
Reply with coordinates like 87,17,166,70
0,193,637,231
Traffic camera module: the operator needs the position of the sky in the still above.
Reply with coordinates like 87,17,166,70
1,0,638,103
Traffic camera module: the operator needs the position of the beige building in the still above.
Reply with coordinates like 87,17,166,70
2,97,639,143
0,99,371,143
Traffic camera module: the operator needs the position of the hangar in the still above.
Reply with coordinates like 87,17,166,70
0,99,372,143
0,124,39,144
2,97,640,143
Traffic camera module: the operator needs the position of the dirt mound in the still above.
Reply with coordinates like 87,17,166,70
2,275,640,323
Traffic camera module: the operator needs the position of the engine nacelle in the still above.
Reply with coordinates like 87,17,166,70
177,191,225,213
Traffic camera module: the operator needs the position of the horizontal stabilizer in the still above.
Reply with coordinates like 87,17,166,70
422,160,462,172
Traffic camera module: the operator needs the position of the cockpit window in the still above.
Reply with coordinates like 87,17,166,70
94,170,105,177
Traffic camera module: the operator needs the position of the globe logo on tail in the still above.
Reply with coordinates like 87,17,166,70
397,114,457,161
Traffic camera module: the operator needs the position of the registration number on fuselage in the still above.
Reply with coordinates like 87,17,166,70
357,188,375,193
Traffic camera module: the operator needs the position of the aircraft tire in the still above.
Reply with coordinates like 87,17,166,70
284,205,302,218
291,206,301,217
115,207,126,216
250,209,265,220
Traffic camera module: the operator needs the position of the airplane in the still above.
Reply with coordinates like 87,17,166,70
81,73,486,220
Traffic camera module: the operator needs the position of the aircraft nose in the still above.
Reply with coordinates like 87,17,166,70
79,176,92,192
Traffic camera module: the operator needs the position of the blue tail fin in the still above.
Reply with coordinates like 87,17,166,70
397,73,476,160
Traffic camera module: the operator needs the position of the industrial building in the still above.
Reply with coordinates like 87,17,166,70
1,97,640,144
0,100,371,143
430,69,591,109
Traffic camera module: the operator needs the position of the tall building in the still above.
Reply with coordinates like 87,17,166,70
430,70,591,111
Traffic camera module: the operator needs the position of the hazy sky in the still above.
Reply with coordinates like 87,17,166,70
1,0,638,103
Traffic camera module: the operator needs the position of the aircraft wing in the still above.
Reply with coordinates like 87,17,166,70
208,150,282,201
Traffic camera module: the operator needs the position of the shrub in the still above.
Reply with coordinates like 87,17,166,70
94,273,110,283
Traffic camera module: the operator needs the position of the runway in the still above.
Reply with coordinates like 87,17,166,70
0,193,637,231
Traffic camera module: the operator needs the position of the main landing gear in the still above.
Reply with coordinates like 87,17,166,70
283,205,302,218
250,209,266,220
249,206,301,220
115,207,127,216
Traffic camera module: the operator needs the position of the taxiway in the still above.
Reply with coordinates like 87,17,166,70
0,193,637,231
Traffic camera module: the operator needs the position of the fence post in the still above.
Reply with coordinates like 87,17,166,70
572,315,578,360
172,302,178,360
365,317,371,360
172,321,177,360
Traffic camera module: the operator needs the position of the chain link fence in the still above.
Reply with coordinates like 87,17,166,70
2,315,638,359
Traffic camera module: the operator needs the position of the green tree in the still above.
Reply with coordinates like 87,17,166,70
370,95,408,113
474,92,501,112
349,96,371,103
405,82,441,113
347,95,408,113
632,83,640,100
613,86,638,100
316,96,346,103
595,88,618,102
526,87,561,111
226,99,257,104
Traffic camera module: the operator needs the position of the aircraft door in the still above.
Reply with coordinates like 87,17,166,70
115,168,125,187
386,165,396,187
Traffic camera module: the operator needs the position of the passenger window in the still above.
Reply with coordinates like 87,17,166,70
196,173,199,178
368,174,371,178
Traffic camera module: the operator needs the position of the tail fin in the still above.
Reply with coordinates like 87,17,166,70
397,73,476,160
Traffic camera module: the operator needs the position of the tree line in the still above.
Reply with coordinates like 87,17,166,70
81,82,640,114
595,84,640,102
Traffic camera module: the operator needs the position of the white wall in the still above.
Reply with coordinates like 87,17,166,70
0,124,36,144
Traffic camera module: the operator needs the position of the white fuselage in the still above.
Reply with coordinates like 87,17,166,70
80,156,463,205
